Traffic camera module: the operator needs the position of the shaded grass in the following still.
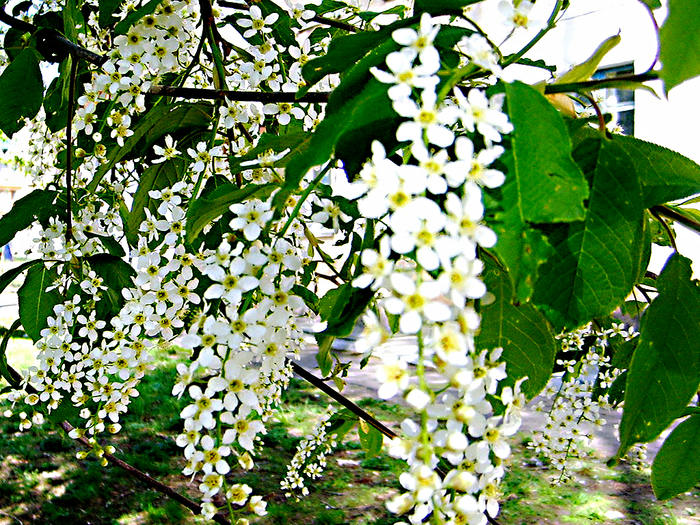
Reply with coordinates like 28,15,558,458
2,345,700,524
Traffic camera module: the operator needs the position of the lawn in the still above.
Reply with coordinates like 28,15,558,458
1,341,699,525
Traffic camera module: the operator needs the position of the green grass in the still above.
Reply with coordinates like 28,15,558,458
2,344,700,524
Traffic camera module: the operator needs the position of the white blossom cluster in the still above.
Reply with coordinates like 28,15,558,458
337,14,525,525
530,323,635,482
280,409,338,498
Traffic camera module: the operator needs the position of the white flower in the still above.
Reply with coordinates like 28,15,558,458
376,353,410,400
229,200,273,241
394,89,458,148
384,274,452,334
498,1,544,31
371,51,439,101
237,5,279,39
455,88,513,144
391,13,441,65
153,135,180,163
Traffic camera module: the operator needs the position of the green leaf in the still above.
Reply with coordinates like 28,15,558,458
638,0,662,8
185,183,276,245
17,263,63,342
476,261,557,399
659,0,700,92
413,0,482,16
275,79,397,213
652,414,700,499
126,159,186,246
0,48,43,138
617,254,700,458
3,27,26,62
87,103,212,192
99,0,123,27
0,319,23,388
533,138,645,331
613,135,700,208
326,409,358,440
504,82,589,223
0,260,43,296
63,0,83,43
358,421,383,458
555,34,621,85
0,189,58,247
228,132,312,175
492,82,588,301
87,254,136,294
301,27,393,93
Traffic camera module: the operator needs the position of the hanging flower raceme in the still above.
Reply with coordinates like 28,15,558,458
339,14,525,525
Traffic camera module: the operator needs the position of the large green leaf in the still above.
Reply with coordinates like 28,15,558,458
613,135,700,208
476,261,557,399
0,319,23,388
0,260,43,296
652,414,700,500
659,0,700,92
0,48,43,138
17,263,63,342
87,103,212,192
617,254,700,458
413,0,482,16
275,79,397,213
533,138,645,331
228,132,312,175
126,159,186,246
301,23,396,94
0,189,59,247
493,82,588,301
185,183,277,244
504,82,589,223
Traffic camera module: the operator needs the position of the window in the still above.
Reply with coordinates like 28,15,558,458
593,63,635,136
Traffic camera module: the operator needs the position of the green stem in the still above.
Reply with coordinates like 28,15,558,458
277,162,333,238
501,0,564,69
65,54,79,242
649,207,679,252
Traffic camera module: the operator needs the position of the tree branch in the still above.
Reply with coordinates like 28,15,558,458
147,84,331,103
288,360,398,440
0,7,107,66
5,363,230,524
544,72,659,94
216,0,360,32
652,204,700,237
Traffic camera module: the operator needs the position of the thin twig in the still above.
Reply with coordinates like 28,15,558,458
544,72,659,94
148,84,331,103
288,360,398,440
581,93,607,137
652,204,700,237
57,422,231,525
65,55,79,243
649,207,679,251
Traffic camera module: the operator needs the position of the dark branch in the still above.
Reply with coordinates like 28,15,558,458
0,7,107,66
5,363,230,524
216,0,359,32
544,72,659,95
652,204,700,237
148,84,331,103
287,360,398,440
